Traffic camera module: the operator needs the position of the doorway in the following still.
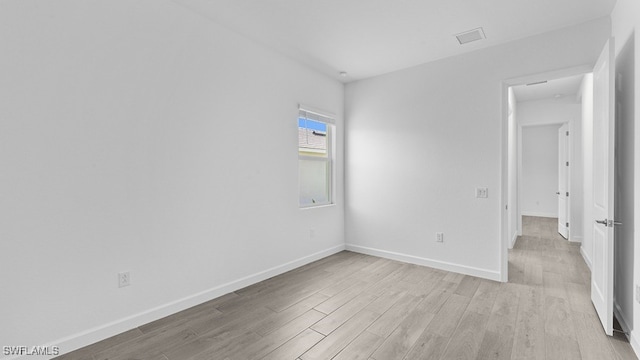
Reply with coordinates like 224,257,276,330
500,65,593,282
509,72,588,246
502,39,633,341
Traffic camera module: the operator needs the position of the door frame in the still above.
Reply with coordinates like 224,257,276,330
499,65,593,282
558,122,570,239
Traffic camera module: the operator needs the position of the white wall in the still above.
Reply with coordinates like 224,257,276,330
521,125,561,218
345,17,610,281
516,97,582,231
611,0,638,354
0,0,344,356
614,33,635,346
508,88,519,247
518,96,582,126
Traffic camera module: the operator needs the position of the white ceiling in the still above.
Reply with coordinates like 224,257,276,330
172,0,615,82
512,74,586,102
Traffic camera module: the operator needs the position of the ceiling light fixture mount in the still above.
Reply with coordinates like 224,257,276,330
339,71,348,78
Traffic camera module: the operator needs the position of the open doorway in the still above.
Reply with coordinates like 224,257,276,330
511,74,587,244
502,40,634,342
500,65,594,283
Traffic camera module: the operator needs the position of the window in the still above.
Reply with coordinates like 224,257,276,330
298,107,334,207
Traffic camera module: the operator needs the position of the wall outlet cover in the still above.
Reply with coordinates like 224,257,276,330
118,272,131,288
475,187,488,198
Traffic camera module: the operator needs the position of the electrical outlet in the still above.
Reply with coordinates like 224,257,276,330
436,232,444,243
118,272,130,288
636,285,640,304
476,187,488,198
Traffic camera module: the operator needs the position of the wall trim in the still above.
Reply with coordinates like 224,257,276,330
613,301,640,359
345,243,501,282
580,245,592,270
568,235,582,243
26,244,346,360
630,330,640,360
510,231,519,249
614,302,632,338
521,211,557,218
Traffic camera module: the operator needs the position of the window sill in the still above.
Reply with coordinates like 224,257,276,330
299,203,336,210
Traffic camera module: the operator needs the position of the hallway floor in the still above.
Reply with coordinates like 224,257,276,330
509,216,636,359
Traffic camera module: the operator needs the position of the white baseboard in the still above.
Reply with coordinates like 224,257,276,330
18,244,346,360
521,211,557,218
614,302,632,336
569,235,582,243
630,330,640,360
580,245,592,270
614,302,640,359
345,243,501,282
510,231,518,249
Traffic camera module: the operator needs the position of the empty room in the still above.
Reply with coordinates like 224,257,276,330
2,0,640,359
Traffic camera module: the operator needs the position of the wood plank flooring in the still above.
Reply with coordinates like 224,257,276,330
56,216,637,360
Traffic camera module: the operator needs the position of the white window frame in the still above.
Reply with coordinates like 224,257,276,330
298,106,335,208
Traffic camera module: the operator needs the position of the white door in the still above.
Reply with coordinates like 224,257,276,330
591,38,616,336
557,123,569,239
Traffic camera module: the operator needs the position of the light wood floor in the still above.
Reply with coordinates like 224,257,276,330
57,216,637,360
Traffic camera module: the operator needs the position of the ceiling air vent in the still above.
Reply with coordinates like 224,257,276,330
526,80,548,86
455,27,486,45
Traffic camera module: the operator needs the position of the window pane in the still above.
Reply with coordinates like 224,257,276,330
298,118,327,155
299,159,329,206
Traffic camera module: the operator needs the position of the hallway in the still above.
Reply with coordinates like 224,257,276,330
509,216,636,359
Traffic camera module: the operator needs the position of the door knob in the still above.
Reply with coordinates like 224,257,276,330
595,219,623,227
556,192,561,195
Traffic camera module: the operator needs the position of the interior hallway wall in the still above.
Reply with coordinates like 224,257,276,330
508,88,519,247
611,0,638,349
611,0,640,356
516,96,582,236
521,124,561,218
614,32,635,343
